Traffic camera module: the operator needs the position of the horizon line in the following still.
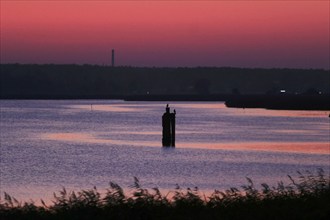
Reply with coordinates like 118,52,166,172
1,63,328,71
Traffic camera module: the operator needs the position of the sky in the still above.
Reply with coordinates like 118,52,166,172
1,0,329,69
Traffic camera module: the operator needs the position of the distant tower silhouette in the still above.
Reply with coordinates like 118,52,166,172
111,49,115,67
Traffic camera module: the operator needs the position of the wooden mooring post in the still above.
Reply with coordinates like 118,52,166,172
162,104,176,147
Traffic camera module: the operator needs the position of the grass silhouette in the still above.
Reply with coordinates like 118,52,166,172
1,169,329,220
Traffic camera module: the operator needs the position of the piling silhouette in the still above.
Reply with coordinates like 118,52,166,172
162,104,176,147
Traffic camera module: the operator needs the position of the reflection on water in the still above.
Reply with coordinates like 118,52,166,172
43,132,93,141
41,132,160,147
1,100,329,202
71,104,141,112
42,132,329,155
229,107,329,118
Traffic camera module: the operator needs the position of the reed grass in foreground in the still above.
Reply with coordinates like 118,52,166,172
1,169,329,220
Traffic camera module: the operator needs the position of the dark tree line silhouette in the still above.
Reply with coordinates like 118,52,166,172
1,64,329,99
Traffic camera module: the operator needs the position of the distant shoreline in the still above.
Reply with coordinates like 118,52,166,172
224,94,330,111
0,94,229,101
1,94,329,110
2,64,329,102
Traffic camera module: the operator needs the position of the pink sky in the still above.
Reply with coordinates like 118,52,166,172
1,1,329,68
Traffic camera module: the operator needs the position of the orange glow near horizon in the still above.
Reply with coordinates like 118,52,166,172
1,1,329,68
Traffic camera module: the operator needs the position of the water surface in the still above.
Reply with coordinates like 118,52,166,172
1,100,329,202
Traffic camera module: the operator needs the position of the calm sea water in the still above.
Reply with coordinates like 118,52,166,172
0,100,329,202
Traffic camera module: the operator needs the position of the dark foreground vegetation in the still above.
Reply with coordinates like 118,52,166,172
1,170,329,220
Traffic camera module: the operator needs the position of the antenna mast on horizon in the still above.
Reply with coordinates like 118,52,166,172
111,49,115,67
